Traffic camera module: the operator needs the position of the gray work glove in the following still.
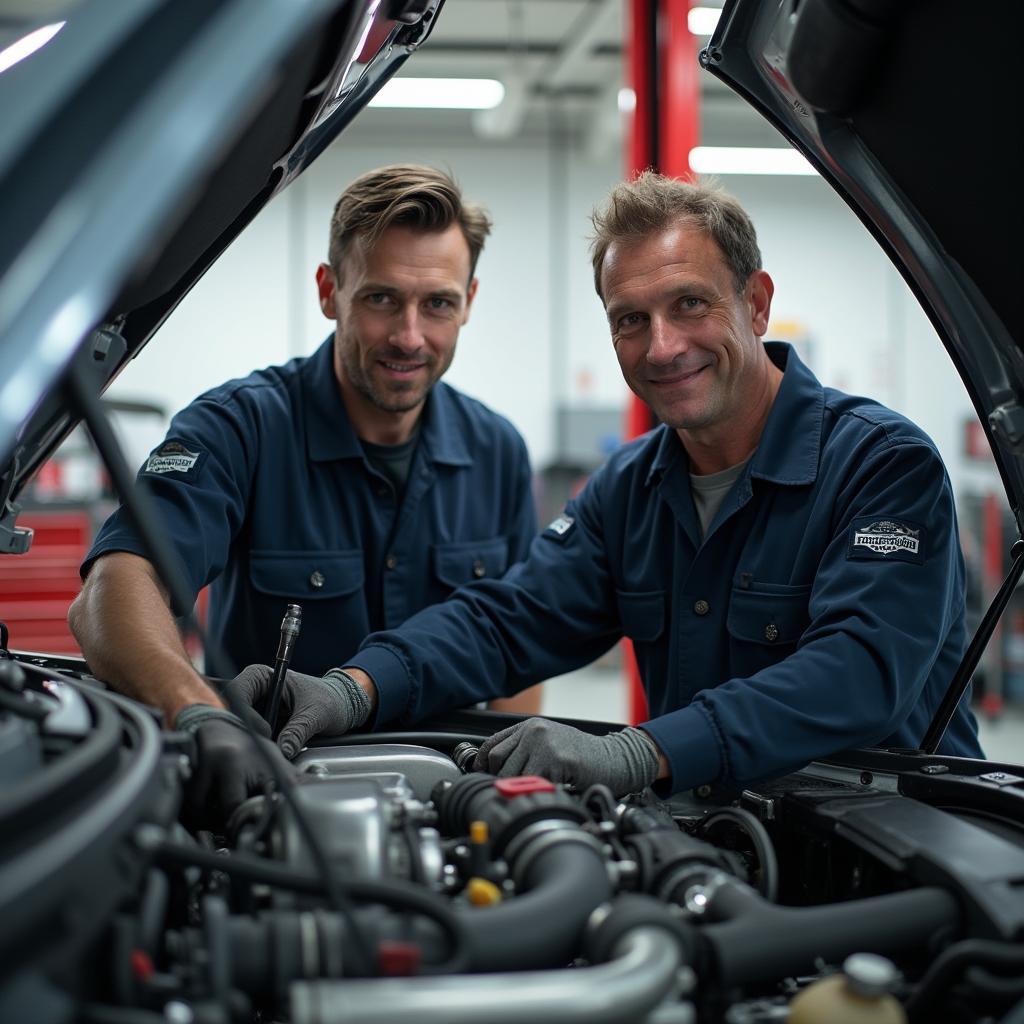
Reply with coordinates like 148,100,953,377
474,718,660,796
175,704,294,828
224,664,371,759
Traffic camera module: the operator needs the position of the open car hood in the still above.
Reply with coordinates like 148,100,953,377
0,0,443,553
704,0,1024,527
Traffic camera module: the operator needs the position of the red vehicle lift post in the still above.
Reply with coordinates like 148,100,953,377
623,0,700,724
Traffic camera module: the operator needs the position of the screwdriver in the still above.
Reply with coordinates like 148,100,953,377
266,603,302,738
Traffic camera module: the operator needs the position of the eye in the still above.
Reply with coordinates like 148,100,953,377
427,297,454,310
364,292,395,307
676,296,705,314
615,312,648,334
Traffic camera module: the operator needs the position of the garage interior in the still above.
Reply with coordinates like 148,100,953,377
2,0,1019,758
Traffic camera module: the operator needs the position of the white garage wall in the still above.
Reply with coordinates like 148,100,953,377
107,120,993,499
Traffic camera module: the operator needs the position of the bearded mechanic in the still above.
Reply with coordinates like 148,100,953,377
229,172,983,795
69,165,541,821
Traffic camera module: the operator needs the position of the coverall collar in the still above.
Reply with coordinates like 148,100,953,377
302,337,472,466
644,341,823,488
749,341,823,486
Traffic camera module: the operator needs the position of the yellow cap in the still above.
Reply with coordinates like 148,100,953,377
466,877,502,906
469,820,489,845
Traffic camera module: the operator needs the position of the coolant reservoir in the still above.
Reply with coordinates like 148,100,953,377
787,953,907,1024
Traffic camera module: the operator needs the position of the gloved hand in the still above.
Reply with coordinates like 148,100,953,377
174,703,294,828
474,718,661,796
224,664,371,759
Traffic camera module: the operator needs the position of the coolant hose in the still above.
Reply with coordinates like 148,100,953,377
458,839,614,972
701,877,961,986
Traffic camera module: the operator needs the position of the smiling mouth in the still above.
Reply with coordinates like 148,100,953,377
649,365,707,386
378,360,427,375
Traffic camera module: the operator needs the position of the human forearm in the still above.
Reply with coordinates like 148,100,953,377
68,551,222,722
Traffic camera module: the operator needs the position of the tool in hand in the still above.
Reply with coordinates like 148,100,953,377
266,603,302,737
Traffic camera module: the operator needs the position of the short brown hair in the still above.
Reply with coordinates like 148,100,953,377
328,164,491,282
590,171,762,299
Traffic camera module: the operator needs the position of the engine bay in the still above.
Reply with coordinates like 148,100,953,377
2,657,1024,1024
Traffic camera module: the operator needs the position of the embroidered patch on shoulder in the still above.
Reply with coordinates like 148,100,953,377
847,516,925,564
544,514,576,541
142,440,207,480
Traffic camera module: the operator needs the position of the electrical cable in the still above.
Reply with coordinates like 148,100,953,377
905,938,1024,1021
65,356,374,974
151,837,469,975
693,806,779,901
580,783,619,823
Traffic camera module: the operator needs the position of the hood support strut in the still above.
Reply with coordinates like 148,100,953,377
921,539,1024,753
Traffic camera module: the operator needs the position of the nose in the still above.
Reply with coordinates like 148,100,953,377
388,303,425,354
646,316,688,366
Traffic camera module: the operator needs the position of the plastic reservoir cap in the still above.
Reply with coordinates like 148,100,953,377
494,776,556,798
843,953,900,996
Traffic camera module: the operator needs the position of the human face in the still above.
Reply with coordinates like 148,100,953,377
317,223,477,433
602,221,773,437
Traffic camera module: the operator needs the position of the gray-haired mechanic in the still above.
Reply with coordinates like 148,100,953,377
228,171,982,796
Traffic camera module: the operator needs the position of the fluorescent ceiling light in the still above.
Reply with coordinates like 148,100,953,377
688,6,722,36
0,20,65,75
689,146,818,176
370,78,505,110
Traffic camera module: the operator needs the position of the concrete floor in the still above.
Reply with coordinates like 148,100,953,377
540,663,1024,768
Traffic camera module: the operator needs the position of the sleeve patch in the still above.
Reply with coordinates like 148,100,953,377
543,514,576,541
847,516,925,564
141,440,208,481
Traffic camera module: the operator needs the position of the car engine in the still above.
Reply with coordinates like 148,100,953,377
2,656,1023,1024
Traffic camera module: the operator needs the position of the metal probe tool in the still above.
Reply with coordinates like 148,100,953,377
266,603,302,737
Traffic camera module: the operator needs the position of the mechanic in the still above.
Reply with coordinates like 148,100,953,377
68,164,542,821
227,171,984,797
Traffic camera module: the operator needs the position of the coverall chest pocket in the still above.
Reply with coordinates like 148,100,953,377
249,549,369,647
615,589,667,685
726,584,811,679
250,549,365,600
431,537,510,597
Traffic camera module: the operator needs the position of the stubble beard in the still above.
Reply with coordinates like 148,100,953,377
340,344,451,415
641,368,728,433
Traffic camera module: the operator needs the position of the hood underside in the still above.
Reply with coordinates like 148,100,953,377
0,0,443,550
704,0,1024,527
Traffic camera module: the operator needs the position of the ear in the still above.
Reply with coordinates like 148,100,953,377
316,263,339,321
461,277,479,325
748,270,774,337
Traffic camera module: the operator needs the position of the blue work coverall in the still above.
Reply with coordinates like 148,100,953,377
83,338,536,677
348,343,983,792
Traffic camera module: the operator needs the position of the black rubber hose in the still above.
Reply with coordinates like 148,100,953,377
152,838,469,975
905,938,1024,1021
137,868,169,955
966,966,1024,1000
703,879,961,987
458,841,614,972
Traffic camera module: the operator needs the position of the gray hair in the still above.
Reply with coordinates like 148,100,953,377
590,171,762,299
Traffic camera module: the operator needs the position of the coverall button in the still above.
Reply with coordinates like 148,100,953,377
385,554,398,570
764,623,779,642
472,559,486,578
693,599,710,616
309,570,325,590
